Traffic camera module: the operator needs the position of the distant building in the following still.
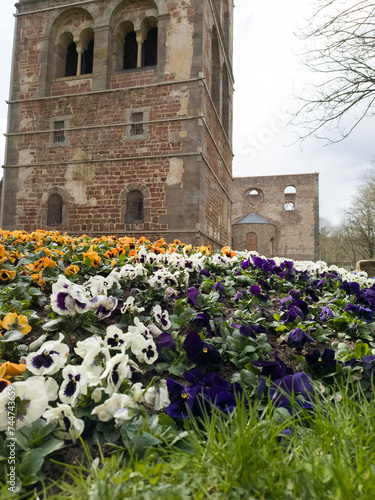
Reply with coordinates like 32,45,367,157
0,0,319,260
232,173,320,261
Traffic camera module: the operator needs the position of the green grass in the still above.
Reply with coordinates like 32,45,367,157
30,383,375,500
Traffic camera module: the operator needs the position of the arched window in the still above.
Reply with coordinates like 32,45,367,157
125,190,144,223
246,232,257,251
124,31,138,69
81,39,94,74
245,188,264,205
284,185,296,194
47,194,63,226
211,26,221,113
142,27,158,66
65,42,78,77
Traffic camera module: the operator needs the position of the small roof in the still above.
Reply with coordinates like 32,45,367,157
235,213,271,225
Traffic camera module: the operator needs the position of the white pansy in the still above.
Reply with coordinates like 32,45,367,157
91,393,135,422
143,380,170,411
104,325,133,351
59,365,88,406
26,334,69,376
131,335,158,365
120,296,145,315
100,352,133,394
152,305,171,331
43,403,84,441
28,376,59,402
0,379,48,431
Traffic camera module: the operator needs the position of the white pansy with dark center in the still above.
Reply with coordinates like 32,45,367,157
43,403,84,441
59,365,88,406
104,325,133,351
131,335,158,365
84,275,120,297
51,275,91,315
152,305,171,331
100,352,135,395
0,379,48,431
25,333,69,376
90,295,118,319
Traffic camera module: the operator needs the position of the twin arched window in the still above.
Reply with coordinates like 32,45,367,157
59,21,158,78
123,25,158,70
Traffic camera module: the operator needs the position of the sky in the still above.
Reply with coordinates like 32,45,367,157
0,0,374,226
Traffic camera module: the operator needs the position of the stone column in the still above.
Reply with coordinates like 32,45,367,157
136,31,144,68
76,44,83,76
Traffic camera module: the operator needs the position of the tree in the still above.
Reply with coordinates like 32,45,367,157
295,0,375,142
339,164,375,259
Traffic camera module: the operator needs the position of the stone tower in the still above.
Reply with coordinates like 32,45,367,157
0,0,233,247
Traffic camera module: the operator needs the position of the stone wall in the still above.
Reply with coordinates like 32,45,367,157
232,173,319,261
0,0,234,248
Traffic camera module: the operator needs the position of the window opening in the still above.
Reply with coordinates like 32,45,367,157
130,113,144,136
65,42,78,77
125,190,144,223
53,121,65,144
81,40,94,74
246,232,257,251
47,194,63,226
142,27,158,67
285,202,295,211
284,185,296,194
124,31,138,69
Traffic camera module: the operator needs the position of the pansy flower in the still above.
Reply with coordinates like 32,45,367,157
100,352,136,394
305,348,336,375
319,306,334,321
0,379,48,431
270,372,314,410
26,334,69,376
152,305,172,330
286,328,315,348
186,287,200,306
120,296,145,315
91,393,136,422
90,295,118,319
131,335,158,365
252,353,293,380
104,325,132,351
59,365,88,406
183,331,221,367
144,379,170,411
43,403,84,441
164,379,200,419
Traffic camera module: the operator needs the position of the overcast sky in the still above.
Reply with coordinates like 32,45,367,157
1,1,374,225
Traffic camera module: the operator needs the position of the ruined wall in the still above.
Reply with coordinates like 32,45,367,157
1,0,234,247
232,173,319,261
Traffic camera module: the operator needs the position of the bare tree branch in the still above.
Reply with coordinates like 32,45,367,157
293,0,375,142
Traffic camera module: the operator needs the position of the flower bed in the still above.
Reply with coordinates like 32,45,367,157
1,229,375,495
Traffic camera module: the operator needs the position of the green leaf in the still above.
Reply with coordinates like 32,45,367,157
22,473,40,486
38,438,65,457
19,449,44,477
42,317,64,331
1,330,25,342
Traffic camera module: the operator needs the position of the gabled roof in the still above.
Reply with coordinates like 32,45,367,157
235,213,271,225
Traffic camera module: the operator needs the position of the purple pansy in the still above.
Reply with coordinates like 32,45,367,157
183,331,221,367
286,328,315,348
